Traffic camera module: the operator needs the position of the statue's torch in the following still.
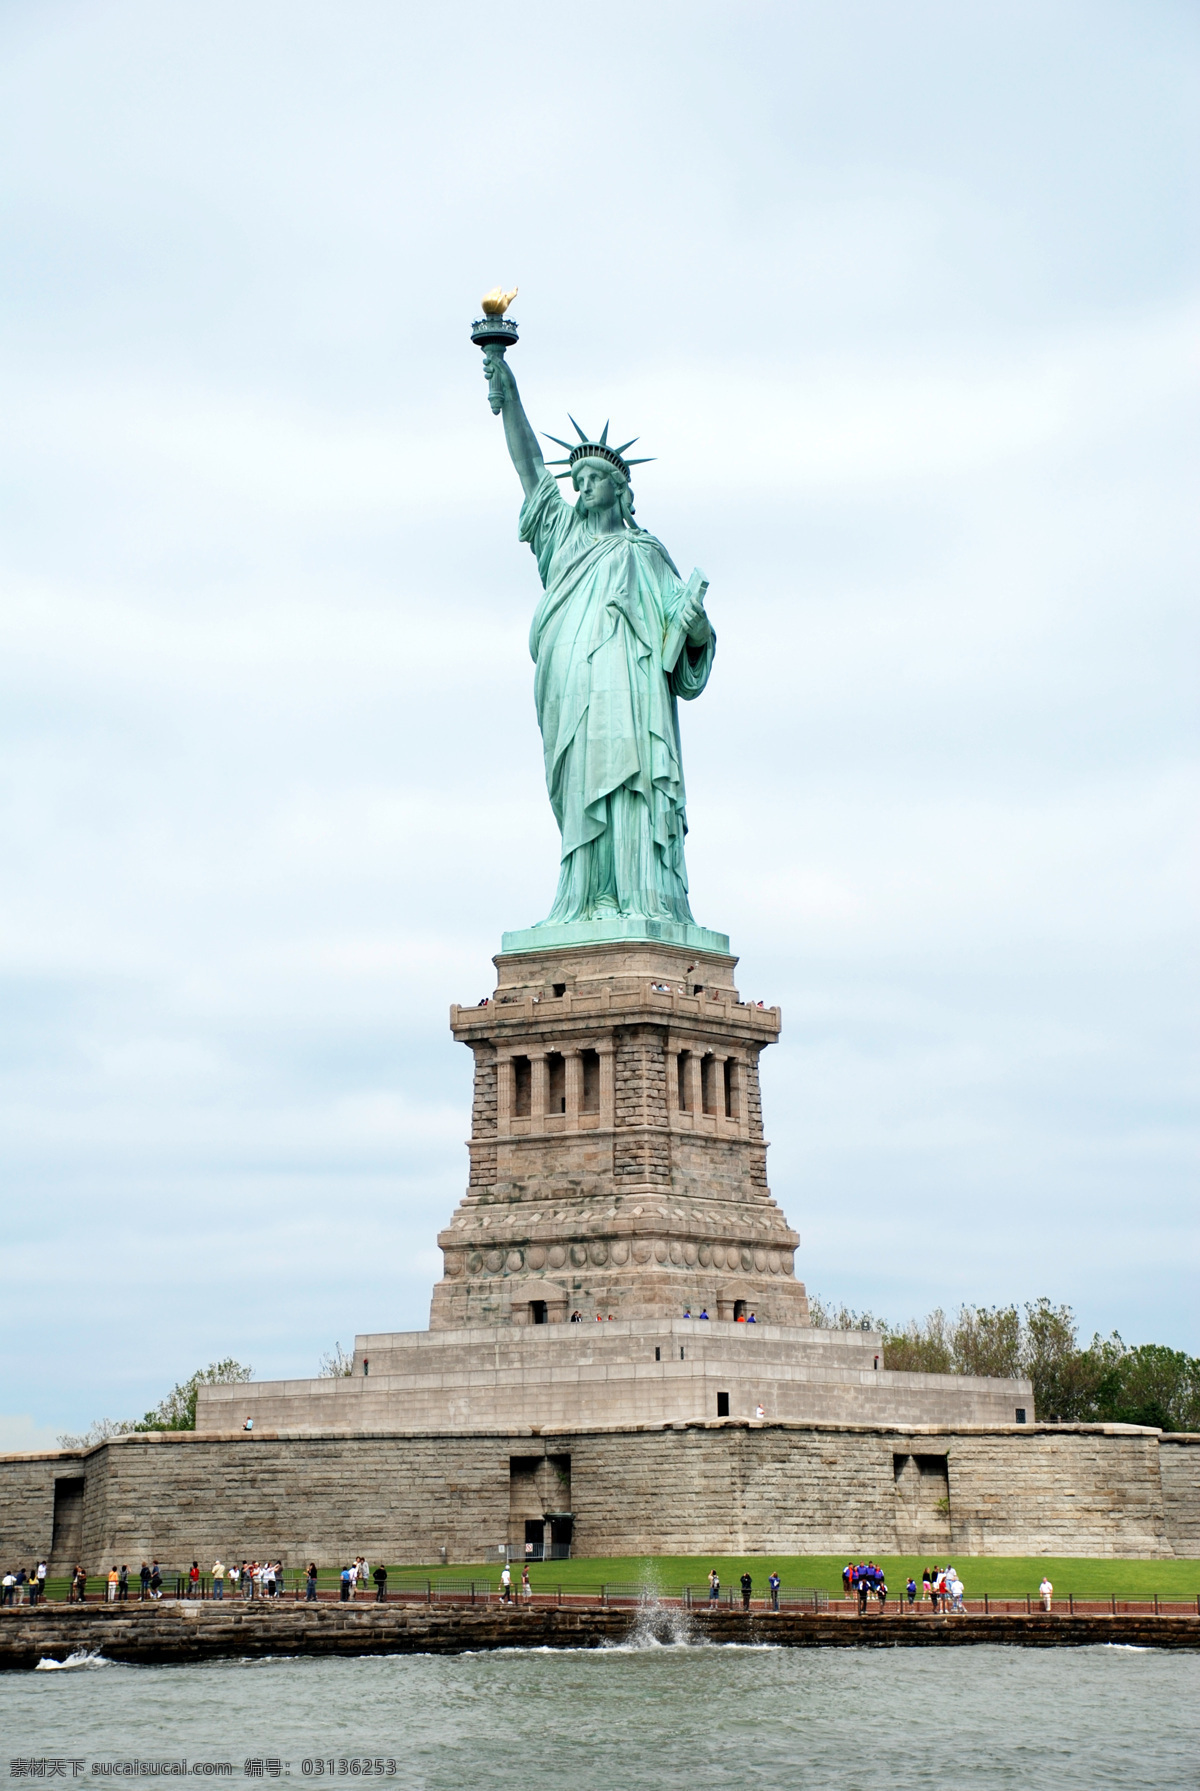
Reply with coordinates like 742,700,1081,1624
471,287,519,414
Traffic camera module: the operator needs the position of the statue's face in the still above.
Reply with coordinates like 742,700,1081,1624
573,463,618,513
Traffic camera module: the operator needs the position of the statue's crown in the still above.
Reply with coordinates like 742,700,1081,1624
543,417,653,482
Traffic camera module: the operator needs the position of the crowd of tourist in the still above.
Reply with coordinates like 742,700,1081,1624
920,1564,966,1613
843,1560,889,1609
0,1558,388,1603
839,1560,968,1613
0,1562,47,1604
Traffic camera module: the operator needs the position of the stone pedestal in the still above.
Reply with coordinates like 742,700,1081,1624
430,934,808,1329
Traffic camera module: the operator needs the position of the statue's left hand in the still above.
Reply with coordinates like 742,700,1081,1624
680,590,712,647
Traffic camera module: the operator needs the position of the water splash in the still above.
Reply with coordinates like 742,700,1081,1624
35,1649,111,1671
609,1569,697,1648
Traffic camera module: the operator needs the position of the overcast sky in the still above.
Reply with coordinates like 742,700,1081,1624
1,1,1196,1445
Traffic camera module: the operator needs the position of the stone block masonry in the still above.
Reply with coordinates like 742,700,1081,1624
2,1602,1199,1671
196,1317,1032,1434
1160,1436,1200,1555
2,1420,1196,1570
432,939,809,1329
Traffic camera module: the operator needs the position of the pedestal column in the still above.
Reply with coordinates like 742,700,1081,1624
686,1051,703,1119
564,1049,582,1124
598,1041,616,1128
496,1056,514,1136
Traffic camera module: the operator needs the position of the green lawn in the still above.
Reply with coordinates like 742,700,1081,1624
386,1554,1200,1600
32,1554,1198,1604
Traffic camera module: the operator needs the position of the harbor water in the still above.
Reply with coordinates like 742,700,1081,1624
2,1641,1197,1789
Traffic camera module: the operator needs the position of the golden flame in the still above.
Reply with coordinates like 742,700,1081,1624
481,286,518,317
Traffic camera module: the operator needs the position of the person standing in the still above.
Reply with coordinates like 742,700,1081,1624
138,1561,151,1600
708,1568,720,1605
739,1572,753,1612
1039,1575,1053,1613
373,1564,387,1603
241,1562,253,1601
73,1566,87,1604
928,1566,940,1613
521,1563,532,1602
768,1572,780,1612
306,1562,319,1601
117,1564,129,1602
499,1563,513,1604
36,1560,47,1603
857,1574,869,1616
906,1577,917,1607
340,1565,352,1602
106,1566,118,1603
212,1560,225,1600
188,1561,200,1598
149,1561,162,1599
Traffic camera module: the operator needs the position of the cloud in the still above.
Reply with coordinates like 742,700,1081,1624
0,1,1196,1431
0,1415,63,1455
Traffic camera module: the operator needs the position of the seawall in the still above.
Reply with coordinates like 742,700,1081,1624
2,1601,1198,1669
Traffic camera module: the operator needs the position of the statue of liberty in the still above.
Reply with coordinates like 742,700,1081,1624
481,346,716,930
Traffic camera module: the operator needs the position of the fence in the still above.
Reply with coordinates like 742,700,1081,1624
5,1577,1198,1616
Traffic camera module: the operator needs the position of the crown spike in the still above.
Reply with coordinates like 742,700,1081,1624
599,420,610,446
624,457,654,467
543,433,576,451
568,415,591,443
614,438,639,454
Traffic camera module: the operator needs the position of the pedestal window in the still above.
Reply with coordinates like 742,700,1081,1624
581,1048,600,1113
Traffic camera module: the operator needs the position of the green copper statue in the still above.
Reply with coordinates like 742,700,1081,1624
481,345,716,929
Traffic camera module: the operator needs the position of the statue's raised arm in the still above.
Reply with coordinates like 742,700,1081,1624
481,351,545,500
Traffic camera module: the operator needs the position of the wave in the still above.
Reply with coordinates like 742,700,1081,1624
35,1650,112,1671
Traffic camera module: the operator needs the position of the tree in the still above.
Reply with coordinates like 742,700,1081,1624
807,1296,879,1332
880,1310,954,1375
1097,1344,1200,1431
136,1359,254,1431
811,1290,1200,1428
318,1343,355,1378
59,1359,254,1447
1019,1299,1124,1421
952,1305,1022,1379
58,1415,142,1450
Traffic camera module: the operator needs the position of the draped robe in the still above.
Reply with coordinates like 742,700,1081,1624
519,471,715,925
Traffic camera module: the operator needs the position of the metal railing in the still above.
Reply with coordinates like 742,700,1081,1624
6,1578,1197,1616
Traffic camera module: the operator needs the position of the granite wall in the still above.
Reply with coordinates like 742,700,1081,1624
3,1419,1197,1569
1159,1435,1200,1556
